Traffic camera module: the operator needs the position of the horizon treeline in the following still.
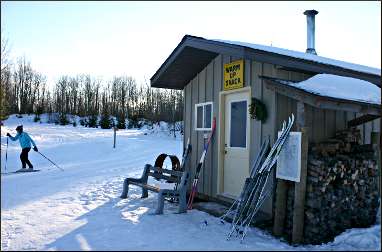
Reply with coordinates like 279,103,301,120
1,55,183,129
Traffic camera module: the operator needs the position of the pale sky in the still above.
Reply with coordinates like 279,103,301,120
1,1,381,87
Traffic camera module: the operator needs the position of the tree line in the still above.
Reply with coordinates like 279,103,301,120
0,40,183,129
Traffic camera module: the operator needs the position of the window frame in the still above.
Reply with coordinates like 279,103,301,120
194,101,213,131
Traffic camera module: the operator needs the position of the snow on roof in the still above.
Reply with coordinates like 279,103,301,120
279,74,381,105
213,39,381,76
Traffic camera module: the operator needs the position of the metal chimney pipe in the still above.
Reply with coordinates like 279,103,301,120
304,10,318,55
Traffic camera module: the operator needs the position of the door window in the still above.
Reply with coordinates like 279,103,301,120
230,100,247,148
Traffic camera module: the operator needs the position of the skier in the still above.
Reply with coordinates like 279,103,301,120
6,125,38,170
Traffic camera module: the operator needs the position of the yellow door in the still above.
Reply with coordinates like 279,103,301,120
223,91,250,198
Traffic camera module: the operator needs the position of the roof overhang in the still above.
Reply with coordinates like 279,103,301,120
150,45,218,90
150,35,244,90
151,35,381,90
262,76,381,116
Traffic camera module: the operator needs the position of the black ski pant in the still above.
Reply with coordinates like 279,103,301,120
20,147,33,169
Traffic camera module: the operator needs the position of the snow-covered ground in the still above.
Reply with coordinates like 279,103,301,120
1,115,380,251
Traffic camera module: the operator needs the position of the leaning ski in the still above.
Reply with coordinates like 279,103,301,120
170,138,192,203
187,117,216,210
229,118,291,231
220,138,270,224
238,115,294,221
226,114,295,241
180,137,192,171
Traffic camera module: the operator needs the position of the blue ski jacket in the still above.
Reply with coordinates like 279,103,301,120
9,132,37,149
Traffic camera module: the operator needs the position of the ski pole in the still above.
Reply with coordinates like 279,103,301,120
37,151,64,171
5,137,8,171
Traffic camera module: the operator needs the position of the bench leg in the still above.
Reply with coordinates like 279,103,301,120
141,164,150,198
120,178,131,199
178,192,187,214
155,191,165,215
121,164,150,199
141,188,148,198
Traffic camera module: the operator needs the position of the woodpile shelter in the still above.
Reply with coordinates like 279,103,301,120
150,10,381,244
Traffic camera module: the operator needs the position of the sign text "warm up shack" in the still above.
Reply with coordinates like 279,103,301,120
224,60,244,91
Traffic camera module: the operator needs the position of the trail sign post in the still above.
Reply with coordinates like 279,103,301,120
113,126,118,148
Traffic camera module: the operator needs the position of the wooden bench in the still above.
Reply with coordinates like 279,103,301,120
120,164,190,214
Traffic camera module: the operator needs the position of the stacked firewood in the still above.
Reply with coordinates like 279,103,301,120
283,128,379,245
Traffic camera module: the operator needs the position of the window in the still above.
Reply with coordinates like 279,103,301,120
229,100,247,148
195,102,213,131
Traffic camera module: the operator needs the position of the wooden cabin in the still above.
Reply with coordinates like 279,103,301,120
150,33,381,243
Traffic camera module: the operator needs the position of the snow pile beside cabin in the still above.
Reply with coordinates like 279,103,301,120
1,115,380,251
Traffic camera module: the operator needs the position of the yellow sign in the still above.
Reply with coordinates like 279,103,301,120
224,60,244,91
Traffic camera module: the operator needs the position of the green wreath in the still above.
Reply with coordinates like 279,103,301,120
249,98,267,123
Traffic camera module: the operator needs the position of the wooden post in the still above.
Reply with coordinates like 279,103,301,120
113,126,117,148
273,106,300,236
273,179,289,236
292,102,309,244
371,132,380,193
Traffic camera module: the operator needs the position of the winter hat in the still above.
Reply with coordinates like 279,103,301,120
16,125,23,132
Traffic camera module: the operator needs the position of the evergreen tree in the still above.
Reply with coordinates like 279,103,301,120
99,93,112,129
88,114,98,128
116,112,126,129
99,114,111,129
59,112,69,125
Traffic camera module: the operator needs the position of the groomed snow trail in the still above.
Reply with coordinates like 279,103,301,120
1,115,380,251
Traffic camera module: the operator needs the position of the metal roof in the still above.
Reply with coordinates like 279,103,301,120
150,35,381,90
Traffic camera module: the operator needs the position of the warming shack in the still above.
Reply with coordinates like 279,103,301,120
150,10,381,244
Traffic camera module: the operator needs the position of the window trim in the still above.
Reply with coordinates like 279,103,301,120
194,101,213,131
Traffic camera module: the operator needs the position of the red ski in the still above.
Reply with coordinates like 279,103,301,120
187,117,216,210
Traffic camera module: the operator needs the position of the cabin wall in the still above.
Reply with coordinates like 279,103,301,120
183,55,311,199
275,97,381,144
184,54,253,198
183,55,222,197
251,63,312,215
183,54,380,217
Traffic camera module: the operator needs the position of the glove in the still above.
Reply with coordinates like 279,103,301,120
33,146,38,152
6,133,11,137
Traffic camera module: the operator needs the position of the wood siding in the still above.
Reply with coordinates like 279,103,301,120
183,54,381,215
